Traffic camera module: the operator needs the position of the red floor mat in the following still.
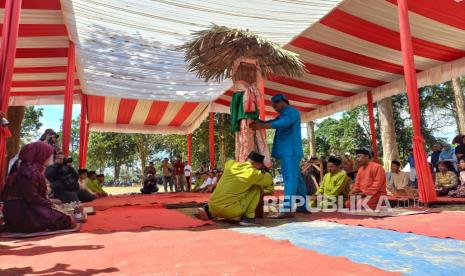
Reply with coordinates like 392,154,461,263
81,204,213,232
83,192,210,211
387,195,465,203
305,211,465,240
0,229,397,275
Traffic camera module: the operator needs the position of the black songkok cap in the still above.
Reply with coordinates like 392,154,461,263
328,156,342,166
355,149,371,157
248,151,265,164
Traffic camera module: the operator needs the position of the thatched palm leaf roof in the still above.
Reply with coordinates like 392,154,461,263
178,24,305,82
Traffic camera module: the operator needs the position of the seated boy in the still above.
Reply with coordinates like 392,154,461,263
387,160,414,197
310,156,350,209
86,171,108,198
195,172,217,192
77,169,97,202
140,174,159,194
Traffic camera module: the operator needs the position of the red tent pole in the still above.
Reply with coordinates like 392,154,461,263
79,94,88,169
258,77,266,120
187,133,192,165
62,41,76,157
209,112,215,171
367,91,378,161
187,133,192,190
0,0,21,187
397,0,437,203
83,122,89,168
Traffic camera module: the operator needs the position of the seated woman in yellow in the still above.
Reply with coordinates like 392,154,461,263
197,152,273,226
310,156,350,209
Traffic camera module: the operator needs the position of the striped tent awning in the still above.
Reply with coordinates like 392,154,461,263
4,0,465,134
86,95,211,135
3,0,81,106
215,0,465,122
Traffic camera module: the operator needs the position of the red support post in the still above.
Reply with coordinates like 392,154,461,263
0,0,21,186
397,0,437,203
367,91,378,161
187,133,192,165
62,41,76,157
79,94,88,169
83,123,89,167
258,77,266,120
209,112,215,171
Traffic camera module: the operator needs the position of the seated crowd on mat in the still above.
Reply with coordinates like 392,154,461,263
140,156,223,194
428,138,465,197
0,128,110,233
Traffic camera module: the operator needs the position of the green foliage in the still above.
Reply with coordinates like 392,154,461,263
87,132,138,179
315,107,371,157
57,116,81,166
20,106,43,145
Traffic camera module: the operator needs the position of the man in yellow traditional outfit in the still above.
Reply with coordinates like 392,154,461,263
197,151,273,226
310,156,350,209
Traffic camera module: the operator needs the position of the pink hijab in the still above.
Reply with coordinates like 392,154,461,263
19,141,54,165
2,142,53,197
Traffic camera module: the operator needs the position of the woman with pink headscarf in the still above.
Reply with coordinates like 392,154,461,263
1,141,75,233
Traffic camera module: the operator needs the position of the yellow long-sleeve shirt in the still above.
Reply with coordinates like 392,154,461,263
209,160,273,210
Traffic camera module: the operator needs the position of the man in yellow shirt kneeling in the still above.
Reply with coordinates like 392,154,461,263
197,151,273,226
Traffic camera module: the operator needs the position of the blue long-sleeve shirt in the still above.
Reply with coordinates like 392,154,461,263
265,106,303,159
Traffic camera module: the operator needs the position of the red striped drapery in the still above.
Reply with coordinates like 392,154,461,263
0,0,21,188
62,41,75,157
79,94,88,169
397,0,436,203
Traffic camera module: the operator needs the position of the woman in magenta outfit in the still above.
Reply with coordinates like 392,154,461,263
2,141,75,233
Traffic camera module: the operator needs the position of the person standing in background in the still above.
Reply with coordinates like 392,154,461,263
173,156,187,192
184,162,193,192
162,158,174,193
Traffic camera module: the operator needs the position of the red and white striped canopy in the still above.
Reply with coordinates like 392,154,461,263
3,0,81,106
216,0,465,122
4,0,465,134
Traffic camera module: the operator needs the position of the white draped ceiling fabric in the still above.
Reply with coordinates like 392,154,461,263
4,0,465,134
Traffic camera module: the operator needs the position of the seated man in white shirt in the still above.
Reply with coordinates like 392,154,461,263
387,160,413,197
197,172,217,193
184,163,193,191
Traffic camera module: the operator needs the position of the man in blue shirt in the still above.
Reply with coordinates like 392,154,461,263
252,94,307,218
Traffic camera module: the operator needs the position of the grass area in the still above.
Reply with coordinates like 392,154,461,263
103,186,141,195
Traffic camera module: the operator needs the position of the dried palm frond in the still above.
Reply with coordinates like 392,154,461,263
178,24,305,82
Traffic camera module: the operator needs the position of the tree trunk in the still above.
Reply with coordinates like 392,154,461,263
306,121,316,157
377,98,400,171
6,106,25,162
452,77,465,134
114,160,121,180
135,134,147,174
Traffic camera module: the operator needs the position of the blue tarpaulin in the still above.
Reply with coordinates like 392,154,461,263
234,221,465,275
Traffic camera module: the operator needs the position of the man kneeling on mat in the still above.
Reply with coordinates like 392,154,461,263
197,151,273,226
